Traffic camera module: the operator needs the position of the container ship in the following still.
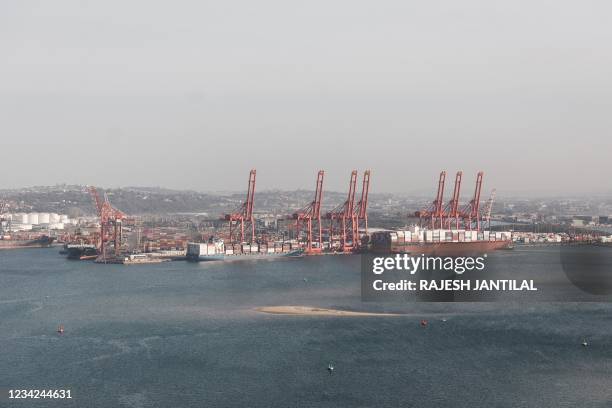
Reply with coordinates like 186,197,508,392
370,227,512,256
64,243,98,260
0,235,55,249
186,240,303,262
369,170,513,256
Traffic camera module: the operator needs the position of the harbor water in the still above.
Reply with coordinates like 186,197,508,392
0,247,611,407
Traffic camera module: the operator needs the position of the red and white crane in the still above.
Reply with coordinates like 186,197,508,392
326,170,358,252
224,169,256,244
416,171,446,229
442,171,462,229
459,171,484,231
88,186,126,258
292,170,324,253
481,188,496,230
353,170,371,248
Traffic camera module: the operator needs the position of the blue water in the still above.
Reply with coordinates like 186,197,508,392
0,248,611,407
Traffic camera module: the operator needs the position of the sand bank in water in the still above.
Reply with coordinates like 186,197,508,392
255,306,403,317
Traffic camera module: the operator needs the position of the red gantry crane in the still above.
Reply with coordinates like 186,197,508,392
326,170,358,252
353,170,371,248
459,171,484,231
292,170,324,253
415,171,446,229
224,169,256,244
88,186,126,258
481,188,496,230
442,171,463,229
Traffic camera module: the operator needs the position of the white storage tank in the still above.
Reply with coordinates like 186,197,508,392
50,213,60,223
38,213,50,224
28,213,39,225
60,214,69,223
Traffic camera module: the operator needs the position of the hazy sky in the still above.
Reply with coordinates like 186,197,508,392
1,1,610,195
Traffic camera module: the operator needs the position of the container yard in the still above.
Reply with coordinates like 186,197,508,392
2,169,607,263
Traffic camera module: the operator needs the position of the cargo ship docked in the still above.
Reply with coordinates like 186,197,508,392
370,227,512,256
0,235,55,249
186,240,303,262
368,170,513,256
64,243,98,260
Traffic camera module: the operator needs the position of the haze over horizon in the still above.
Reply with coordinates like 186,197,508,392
1,1,610,194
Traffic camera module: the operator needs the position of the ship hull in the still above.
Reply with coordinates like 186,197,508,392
187,250,303,262
66,245,98,260
373,240,512,256
0,236,55,249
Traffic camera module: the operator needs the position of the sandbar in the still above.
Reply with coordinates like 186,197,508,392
255,306,403,316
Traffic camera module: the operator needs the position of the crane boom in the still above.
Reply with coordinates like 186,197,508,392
482,189,496,230
325,170,358,252
416,171,446,229
459,171,484,231
224,169,257,244
292,170,325,252
444,171,462,229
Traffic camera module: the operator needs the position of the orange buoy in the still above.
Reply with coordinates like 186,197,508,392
420,319,428,327
57,325,64,334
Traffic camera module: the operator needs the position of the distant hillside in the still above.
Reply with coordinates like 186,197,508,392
0,185,400,217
